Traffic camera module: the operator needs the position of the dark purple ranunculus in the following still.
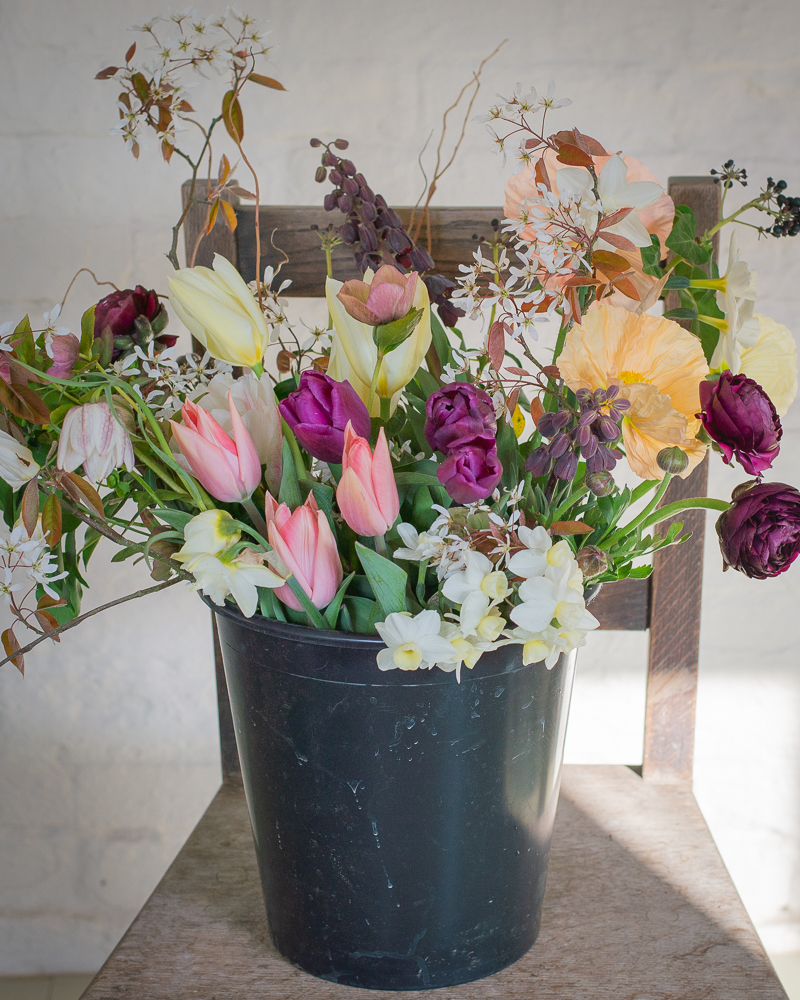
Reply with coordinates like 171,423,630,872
438,445,502,504
698,371,782,476
425,383,498,454
94,286,174,361
279,370,371,464
716,481,800,579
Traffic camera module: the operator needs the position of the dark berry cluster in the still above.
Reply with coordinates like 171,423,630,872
766,177,800,237
525,386,629,481
310,138,464,327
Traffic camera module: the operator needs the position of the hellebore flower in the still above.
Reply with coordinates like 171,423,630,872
374,609,457,672
264,492,343,611
46,333,80,380
337,265,418,326
337,422,400,536
57,401,134,483
424,383,498,454
0,429,39,490
558,303,708,480
438,445,502,504
198,372,283,494
170,393,261,502
716,481,800,579
279,370,371,464
326,269,432,415
168,253,269,368
698,371,782,476
94,286,174,361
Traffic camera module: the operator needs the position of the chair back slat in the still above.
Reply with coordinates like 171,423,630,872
182,176,719,788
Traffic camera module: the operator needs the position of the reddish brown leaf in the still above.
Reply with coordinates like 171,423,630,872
505,366,530,377
42,494,62,548
218,153,232,186
118,91,131,111
220,199,237,232
161,139,174,163
205,198,220,235
125,42,136,63
34,610,60,638
597,207,633,230
534,157,551,191
2,629,23,674
592,249,631,275
95,66,119,80
612,276,641,300
596,231,637,252
37,593,66,610
227,185,257,200
131,141,140,160
222,90,244,142
0,381,50,425
506,387,521,419
564,274,601,287
555,143,594,168
157,105,172,134
487,321,506,371
131,72,150,103
248,73,286,91
542,365,561,380
550,520,594,535
529,396,545,426
60,472,104,519
177,99,194,113
276,350,295,374
21,480,39,537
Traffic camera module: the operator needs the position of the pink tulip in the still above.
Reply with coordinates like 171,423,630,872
171,392,261,502
337,265,418,326
336,422,400,537
265,492,343,610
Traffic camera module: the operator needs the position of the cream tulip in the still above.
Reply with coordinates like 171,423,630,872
168,253,269,369
326,269,432,416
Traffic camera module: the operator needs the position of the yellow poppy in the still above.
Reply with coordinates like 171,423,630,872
558,304,708,480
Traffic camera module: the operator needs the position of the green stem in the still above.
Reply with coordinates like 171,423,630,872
367,352,383,414
251,361,264,378
380,396,391,424
604,474,672,547
374,534,387,558
705,195,766,240
634,496,731,534
280,420,307,482
242,496,269,542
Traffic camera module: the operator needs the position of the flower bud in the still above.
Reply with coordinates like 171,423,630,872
94,286,173,361
716,481,800,578
698,370,781,476
314,166,327,183
584,470,615,496
576,545,609,579
410,246,435,272
553,450,578,481
438,445,502,504
525,445,553,478
657,446,689,475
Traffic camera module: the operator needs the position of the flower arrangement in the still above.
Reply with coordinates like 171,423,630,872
1,15,799,682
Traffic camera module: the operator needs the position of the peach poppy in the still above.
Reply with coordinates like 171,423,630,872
504,150,674,310
557,303,708,480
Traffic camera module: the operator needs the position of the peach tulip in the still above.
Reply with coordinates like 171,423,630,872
336,422,400,537
170,392,261,502
265,493,343,610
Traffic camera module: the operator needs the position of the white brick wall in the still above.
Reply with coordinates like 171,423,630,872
1,0,799,973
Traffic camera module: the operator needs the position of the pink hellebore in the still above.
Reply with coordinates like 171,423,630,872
171,393,261,502
336,265,418,327
265,492,343,611
336,422,400,537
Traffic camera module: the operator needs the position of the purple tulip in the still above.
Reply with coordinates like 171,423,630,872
698,371,782,476
438,445,502,504
279,371,371,464
94,286,175,361
716,481,800,579
425,383,498,454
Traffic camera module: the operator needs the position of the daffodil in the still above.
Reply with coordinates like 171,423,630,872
442,549,510,640
558,303,708,480
326,269,432,416
374,610,456,672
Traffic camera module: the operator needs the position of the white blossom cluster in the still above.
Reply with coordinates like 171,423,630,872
113,347,232,420
0,521,68,612
383,512,598,681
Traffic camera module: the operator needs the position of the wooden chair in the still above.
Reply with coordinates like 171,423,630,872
79,178,789,998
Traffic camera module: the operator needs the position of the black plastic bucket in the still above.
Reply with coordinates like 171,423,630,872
214,604,576,991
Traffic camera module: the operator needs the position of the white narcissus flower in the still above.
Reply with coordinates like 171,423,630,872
438,620,488,683
442,549,510,641
173,510,242,565
738,314,798,417
197,371,283,494
0,429,39,490
374,610,457,673
57,401,135,484
504,623,592,669
510,561,599,635
180,546,287,619
709,232,760,373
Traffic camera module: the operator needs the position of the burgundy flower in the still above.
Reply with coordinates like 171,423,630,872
716,481,800,579
94,286,174,361
425,383,498,455
279,371,371,464
438,445,502,504
698,371,782,476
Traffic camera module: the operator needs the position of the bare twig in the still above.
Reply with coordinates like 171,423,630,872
0,577,182,671
409,40,507,249
59,269,120,311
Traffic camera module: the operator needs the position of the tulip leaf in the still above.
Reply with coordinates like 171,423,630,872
665,205,711,266
355,541,408,617
341,596,377,633
152,508,193,532
299,479,336,537
413,367,439,400
429,312,452,369
278,439,303,510
373,308,422,355
393,472,440,486
285,575,328,628
324,571,355,629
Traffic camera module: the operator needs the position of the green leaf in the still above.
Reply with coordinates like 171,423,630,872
412,486,438,531
413,366,440,400
342,595,378,633
323,572,355,628
355,541,408,616
663,274,690,290
373,308,422,354
429,312,452,370
110,547,138,563
278,439,302,510
663,307,697,320
299,479,337,537
222,89,244,141
640,235,663,277
11,316,35,366
285,575,328,628
80,306,96,357
394,471,441,486
152,508,193,531
665,205,711,266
